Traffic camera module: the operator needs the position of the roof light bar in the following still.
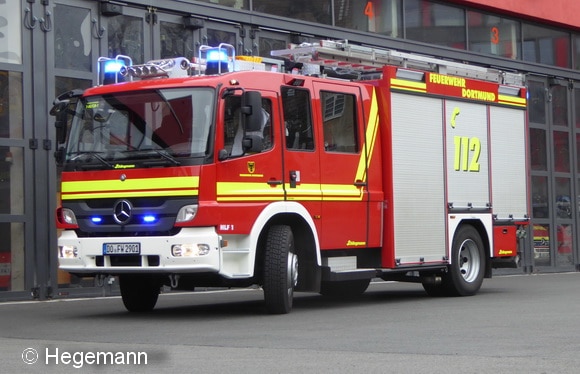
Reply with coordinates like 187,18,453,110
120,57,191,79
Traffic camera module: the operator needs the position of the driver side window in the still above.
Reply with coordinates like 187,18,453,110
223,96,273,157
282,87,314,150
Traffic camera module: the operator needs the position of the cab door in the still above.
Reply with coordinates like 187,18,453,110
279,86,322,235
215,90,284,234
312,82,370,250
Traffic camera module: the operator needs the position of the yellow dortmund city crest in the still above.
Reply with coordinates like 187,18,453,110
247,161,255,174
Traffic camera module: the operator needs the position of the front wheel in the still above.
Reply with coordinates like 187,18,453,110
446,225,485,296
263,225,298,314
119,275,160,312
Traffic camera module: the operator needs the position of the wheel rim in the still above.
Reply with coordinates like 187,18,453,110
287,251,298,296
457,238,481,283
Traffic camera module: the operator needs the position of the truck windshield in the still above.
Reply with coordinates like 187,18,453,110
65,88,215,168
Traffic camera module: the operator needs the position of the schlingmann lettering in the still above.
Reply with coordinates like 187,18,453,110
45,348,147,369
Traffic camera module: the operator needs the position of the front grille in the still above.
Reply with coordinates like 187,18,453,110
64,196,196,237
110,255,141,266
77,227,181,238
147,255,160,266
95,255,160,267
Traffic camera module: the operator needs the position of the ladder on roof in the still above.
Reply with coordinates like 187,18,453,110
270,39,524,86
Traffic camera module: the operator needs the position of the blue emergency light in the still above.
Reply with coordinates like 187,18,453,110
205,48,229,75
102,59,126,85
142,215,157,223
91,216,103,224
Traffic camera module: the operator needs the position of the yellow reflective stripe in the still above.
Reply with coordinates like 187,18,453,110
63,190,199,200
62,176,199,193
498,94,527,107
216,182,285,202
390,78,427,93
285,183,323,201
217,182,365,202
355,89,380,183
61,176,199,200
322,184,364,201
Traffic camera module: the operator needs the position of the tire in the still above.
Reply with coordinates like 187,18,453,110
446,225,485,296
263,225,298,314
119,275,160,312
320,279,370,298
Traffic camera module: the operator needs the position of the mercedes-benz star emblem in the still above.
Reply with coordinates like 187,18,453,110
113,199,133,225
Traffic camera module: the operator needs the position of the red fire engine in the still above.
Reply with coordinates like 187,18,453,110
51,41,529,314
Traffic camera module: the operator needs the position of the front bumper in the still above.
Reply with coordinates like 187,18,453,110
58,227,222,275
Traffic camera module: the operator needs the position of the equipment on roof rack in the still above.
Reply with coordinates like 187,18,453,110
271,39,524,86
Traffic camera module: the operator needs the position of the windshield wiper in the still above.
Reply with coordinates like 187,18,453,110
129,149,181,167
157,90,184,134
69,152,114,169
153,150,181,165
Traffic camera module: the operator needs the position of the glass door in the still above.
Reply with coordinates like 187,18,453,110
573,82,580,271
550,80,575,270
0,0,55,298
528,78,552,270
155,12,202,61
50,0,101,293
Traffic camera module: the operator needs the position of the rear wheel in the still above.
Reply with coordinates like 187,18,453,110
263,225,298,314
119,275,160,312
446,225,485,296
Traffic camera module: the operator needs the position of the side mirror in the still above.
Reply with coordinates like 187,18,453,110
53,108,69,144
242,134,263,153
54,147,66,165
241,91,263,132
50,89,83,145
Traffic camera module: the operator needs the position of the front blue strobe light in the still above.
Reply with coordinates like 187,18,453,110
142,215,157,223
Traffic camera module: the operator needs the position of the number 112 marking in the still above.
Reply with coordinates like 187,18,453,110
453,136,481,172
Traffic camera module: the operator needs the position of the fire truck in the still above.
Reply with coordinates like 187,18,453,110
51,40,529,314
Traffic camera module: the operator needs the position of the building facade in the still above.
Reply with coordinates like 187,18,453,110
1,0,580,299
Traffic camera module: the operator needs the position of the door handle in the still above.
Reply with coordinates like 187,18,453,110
289,170,298,188
267,179,283,186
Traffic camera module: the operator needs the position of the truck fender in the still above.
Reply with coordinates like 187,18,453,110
250,201,321,266
447,213,493,278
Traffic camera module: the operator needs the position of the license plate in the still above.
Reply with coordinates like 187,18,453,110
103,243,141,255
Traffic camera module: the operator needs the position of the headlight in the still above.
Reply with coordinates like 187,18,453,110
176,204,198,223
58,208,78,225
171,244,210,257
